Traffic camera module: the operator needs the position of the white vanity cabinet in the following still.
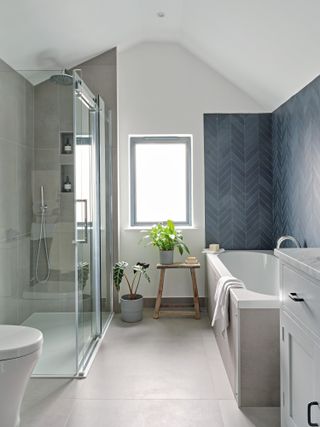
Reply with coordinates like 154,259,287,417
281,310,320,427
275,249,320,427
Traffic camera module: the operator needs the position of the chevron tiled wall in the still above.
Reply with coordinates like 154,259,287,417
204,114,273,249
273,75,320,247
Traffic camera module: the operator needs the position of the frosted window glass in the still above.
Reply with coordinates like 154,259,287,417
131,137,192,225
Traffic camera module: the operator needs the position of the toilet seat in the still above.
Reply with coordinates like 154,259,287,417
0,325,43,361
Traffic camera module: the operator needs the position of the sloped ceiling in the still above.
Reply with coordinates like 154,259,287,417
1,0,320,110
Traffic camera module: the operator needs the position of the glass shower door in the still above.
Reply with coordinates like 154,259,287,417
74,72,101,373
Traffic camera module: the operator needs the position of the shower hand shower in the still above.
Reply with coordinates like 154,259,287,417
40,185,46,212
35,186,51,283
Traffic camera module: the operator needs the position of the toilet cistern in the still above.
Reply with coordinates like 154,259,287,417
276,235,300,249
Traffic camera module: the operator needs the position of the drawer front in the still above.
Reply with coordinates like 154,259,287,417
282,264,320,337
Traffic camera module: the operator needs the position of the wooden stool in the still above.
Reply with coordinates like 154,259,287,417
153,262,201,320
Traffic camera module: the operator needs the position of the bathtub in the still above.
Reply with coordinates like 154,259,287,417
206,250,280,407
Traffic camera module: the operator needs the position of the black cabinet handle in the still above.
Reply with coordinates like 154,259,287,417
308,401,319,426
289,292,304,302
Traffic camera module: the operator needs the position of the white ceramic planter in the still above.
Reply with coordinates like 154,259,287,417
120,294,143,322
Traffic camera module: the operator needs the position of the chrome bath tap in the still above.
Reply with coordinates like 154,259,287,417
276,235,300,249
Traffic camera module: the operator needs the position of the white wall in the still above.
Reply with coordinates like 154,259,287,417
118,42,265,298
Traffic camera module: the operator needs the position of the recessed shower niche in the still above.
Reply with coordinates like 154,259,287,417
61,165,74,193
61,132,74,155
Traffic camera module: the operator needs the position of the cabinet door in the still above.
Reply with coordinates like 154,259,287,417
281,310,320,427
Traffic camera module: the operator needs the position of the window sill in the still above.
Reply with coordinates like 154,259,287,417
123,226,199,231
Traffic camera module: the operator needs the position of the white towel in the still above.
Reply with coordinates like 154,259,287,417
211,275,244,334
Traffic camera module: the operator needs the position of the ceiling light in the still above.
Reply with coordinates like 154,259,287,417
157,11,165,18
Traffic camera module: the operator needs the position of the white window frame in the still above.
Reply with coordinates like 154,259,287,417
129,135,193,227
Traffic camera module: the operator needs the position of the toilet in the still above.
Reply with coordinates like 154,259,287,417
0,325,43,427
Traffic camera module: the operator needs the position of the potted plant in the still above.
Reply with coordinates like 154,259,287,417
143,219,190,265
113,261,150,322
78,261,89,290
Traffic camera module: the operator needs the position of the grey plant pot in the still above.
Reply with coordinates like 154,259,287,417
120,294,143,323
159,250,174,265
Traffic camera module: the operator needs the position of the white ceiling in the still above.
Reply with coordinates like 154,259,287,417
1,0,320,110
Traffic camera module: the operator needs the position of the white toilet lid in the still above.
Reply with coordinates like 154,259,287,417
0,325,43,360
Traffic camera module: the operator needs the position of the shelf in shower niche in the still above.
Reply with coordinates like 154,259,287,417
61,164,74,193
60,191,74,195
60,154,74,165
60,132,74,155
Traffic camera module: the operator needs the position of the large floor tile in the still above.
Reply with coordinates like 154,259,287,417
66,399,224,427
21,311,280,427
107,309,210,343
202,333,235,399
24,378,77,402
68,319,216,400
21,377,77,427
218,400,280,427
20,397,74,427
69,355,216,400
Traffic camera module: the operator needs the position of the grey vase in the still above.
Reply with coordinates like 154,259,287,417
159,250,174,265
121,294,143,322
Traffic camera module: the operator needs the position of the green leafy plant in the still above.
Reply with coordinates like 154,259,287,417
142,219,190,255
113,261,150,299
78,261,89,290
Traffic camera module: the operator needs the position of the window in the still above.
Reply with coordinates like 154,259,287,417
130,135,192,226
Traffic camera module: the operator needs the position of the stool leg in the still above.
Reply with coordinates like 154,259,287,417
190,268,200,320
153,269,166,319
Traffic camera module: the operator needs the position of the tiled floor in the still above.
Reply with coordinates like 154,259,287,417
20,310,280,427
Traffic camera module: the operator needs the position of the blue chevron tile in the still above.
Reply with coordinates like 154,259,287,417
273,74,320,248
204,113,273,250
205,76,320,252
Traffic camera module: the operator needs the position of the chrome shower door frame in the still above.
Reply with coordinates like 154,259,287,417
73,71,102,376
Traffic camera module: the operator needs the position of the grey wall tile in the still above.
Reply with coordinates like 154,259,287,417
0,137,18,234
34,148,59,170
0,238,19,324
0,66,33,146
0,58,34,324
32,76,74,302
34,81,59,150
17,145,33,234
58,85,73,132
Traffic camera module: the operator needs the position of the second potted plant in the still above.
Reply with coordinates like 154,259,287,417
113,261,150,322
143,219,190,265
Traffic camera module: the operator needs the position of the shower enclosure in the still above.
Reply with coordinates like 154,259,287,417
20,70,113,377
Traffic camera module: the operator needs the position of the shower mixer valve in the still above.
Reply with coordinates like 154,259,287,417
40,203,48,212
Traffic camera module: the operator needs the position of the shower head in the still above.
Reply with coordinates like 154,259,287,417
50,70,73,86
